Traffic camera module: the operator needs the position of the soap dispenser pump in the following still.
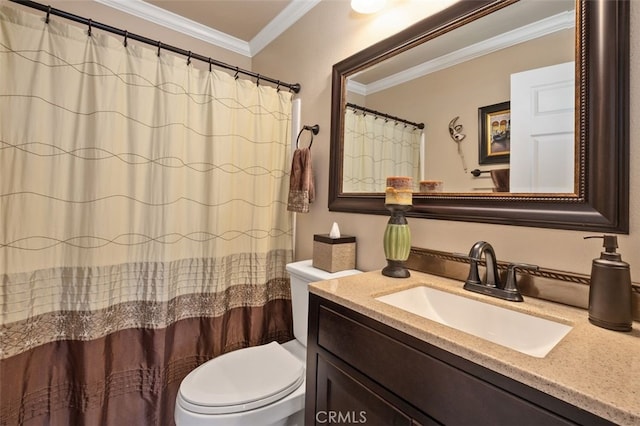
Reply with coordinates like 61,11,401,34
584,235,632,331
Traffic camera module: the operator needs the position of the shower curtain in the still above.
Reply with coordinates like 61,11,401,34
0,5,294,425
343,108,422,192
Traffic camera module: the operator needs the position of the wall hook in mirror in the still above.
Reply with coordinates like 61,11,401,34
470,169,490,177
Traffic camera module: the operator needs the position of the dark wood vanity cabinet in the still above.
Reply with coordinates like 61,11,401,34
305,294,614,426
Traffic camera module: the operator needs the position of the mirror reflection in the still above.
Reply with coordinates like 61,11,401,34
343,0,575,194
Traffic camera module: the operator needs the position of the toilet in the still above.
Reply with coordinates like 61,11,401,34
175,259,361,426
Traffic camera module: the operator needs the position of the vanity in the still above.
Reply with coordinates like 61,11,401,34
312,0,635,421
304,270,640,425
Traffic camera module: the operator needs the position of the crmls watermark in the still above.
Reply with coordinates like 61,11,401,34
315,410,367,424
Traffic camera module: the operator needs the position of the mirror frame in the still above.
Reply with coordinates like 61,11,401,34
329,0,629,233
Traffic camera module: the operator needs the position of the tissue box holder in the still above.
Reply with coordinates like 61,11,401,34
313,234,356,273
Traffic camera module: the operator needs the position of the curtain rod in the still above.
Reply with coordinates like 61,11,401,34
346,103,424,129
9,0,301,93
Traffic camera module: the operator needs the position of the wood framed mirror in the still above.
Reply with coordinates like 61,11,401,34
328,0,629,233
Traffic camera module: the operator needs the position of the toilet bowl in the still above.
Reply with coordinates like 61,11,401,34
175,260,361,426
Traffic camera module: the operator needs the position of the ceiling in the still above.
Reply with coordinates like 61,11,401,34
94,0,321,57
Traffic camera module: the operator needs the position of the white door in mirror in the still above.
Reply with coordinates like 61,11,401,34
510,61,575,193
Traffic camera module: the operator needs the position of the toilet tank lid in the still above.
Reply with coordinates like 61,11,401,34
178,342,304,414
286,259,361,282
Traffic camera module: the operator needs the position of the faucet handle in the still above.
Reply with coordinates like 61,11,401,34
504,263,538,296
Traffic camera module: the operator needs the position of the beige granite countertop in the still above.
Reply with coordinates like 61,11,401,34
309,269,640,425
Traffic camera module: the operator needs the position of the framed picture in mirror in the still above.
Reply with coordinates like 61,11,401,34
478,101,510,164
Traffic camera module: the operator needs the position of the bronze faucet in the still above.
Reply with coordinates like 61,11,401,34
464,241,537,302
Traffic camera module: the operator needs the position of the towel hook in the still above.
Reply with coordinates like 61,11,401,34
296,124,320,149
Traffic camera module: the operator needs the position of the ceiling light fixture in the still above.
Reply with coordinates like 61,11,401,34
351,0,387,14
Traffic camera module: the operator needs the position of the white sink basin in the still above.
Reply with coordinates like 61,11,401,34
375,286,572,358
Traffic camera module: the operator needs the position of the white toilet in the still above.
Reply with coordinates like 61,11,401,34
175,259,361,426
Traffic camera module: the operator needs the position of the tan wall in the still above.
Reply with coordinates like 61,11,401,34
254,0,640,279
365,30,574,192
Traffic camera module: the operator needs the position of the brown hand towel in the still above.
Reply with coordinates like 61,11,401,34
287,147,315,213
490,168,510,192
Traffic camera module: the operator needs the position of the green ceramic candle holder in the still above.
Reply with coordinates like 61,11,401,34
382,203,411,278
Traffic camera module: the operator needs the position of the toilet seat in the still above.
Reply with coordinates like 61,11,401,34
177,342,305,415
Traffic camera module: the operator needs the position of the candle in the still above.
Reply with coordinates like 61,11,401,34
385,176,413,205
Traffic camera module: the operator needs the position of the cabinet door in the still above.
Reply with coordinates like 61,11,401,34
315,355,415,426
315,300,586,426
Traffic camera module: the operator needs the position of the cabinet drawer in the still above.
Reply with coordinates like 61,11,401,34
316,355,414,426
317,305,575,425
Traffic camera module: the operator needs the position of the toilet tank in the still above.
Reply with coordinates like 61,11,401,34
286,260,361,347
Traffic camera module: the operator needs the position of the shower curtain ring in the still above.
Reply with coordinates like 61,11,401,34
208,58,212,72
276,81,281,92
256,74,261,86
157,41,162,57
234,67,239,79
45,5,51,24
87,19,92,36
187,51,192,66
123,30,128,47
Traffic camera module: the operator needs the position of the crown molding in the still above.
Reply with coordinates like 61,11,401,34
250,0,321,56
357,11,575,95
95,0,250,55
94,0,319,58
346,79,367,97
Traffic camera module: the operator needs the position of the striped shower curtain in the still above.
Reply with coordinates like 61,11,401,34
342,108,422,192
0,5,293,425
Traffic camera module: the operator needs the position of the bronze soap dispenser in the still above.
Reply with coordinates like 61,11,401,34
584,235,632,331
